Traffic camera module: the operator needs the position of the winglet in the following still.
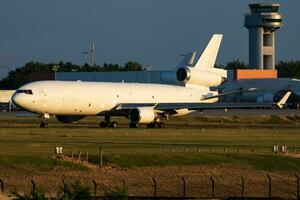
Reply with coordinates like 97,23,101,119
194,34,223,69
276,91,292,109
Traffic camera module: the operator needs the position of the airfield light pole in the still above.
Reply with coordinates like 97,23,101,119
82,43,96,67
145,65,152,83
52,65,60,80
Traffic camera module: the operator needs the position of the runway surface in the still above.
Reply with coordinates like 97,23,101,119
1,109,300,117
194,109,300,117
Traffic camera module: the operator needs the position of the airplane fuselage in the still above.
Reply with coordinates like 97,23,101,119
12,81,216,116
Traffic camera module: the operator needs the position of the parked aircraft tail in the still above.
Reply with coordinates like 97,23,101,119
161,34,226,88
194,34,223,69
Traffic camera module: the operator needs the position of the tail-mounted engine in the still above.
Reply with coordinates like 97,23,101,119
176,67,226,87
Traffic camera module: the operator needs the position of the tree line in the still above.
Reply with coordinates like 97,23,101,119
0,61,143,89
0,60,299,89
217,59,300,78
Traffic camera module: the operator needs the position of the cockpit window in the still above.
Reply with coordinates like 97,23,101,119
16,90,33,95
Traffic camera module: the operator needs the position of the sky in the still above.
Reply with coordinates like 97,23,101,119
0,0,299,78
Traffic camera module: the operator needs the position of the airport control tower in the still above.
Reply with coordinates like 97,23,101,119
244,3,283,70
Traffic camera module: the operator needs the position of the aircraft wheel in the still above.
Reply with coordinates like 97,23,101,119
99,121,108,128
146,123,155,128
109,121,118,128
129,122,138,128
40,122,48,128
157,122,165,128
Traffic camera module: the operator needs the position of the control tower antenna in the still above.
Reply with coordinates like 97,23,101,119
244,3,283,70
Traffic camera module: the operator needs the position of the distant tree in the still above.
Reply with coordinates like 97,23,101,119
122,61,142,71
223,60,250,70
0,62,52,89
276,60,300,78
0,60,143,89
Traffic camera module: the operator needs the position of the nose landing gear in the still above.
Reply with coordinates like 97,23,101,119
40,113,50,128
40,121,48,128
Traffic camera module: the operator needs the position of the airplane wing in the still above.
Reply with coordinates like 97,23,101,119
115,91,291,112
201,87,257,101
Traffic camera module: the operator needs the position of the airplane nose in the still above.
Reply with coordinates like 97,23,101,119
11,92,29,110
11,92,22,108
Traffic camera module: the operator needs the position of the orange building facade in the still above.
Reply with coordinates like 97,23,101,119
234,69,277,80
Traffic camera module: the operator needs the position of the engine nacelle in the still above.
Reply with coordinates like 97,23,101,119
256,93,278,103
176,67,225,87
128,107,157,124
56,115,85,123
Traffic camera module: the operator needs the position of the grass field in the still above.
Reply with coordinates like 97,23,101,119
0,113,300,197
0,113,300,172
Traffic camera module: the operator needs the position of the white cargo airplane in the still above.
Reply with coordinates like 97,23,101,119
11,34,289,128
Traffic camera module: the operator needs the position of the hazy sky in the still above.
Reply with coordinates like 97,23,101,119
0,0,299,78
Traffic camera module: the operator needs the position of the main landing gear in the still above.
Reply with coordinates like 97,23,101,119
40,113,50,128
146,122,165,128
129,122,165,128
40,121,48,128
99,116,118,128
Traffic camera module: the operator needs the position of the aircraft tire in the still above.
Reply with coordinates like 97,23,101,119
40,122,48,128
99,122,108,128
129,122,138,128
157,122,165,128
110,121,118,128
146,123,155,128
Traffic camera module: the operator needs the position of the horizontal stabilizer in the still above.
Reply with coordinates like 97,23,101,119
201,88,257,101
276,91,291,109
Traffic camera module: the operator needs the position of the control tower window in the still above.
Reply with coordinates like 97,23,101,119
261,19,282,23
263,34,273,46
252,7,278,13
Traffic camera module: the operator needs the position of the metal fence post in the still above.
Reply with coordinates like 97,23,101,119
85,151,89,162
152,177,157,197
78,151,81,162
122,179,126,188
99,147,103,167
241,176,245,198
210,176,215,199
295,174,299,200
31,178,36,194
0,179,4,193
182,177,186,197
92,180,97,196
267,175,272,199
62,179,67,194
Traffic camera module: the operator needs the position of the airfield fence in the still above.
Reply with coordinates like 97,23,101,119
65,144,299,164
0,174,299,199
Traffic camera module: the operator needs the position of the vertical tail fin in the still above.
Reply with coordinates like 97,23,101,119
194,34,223,69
